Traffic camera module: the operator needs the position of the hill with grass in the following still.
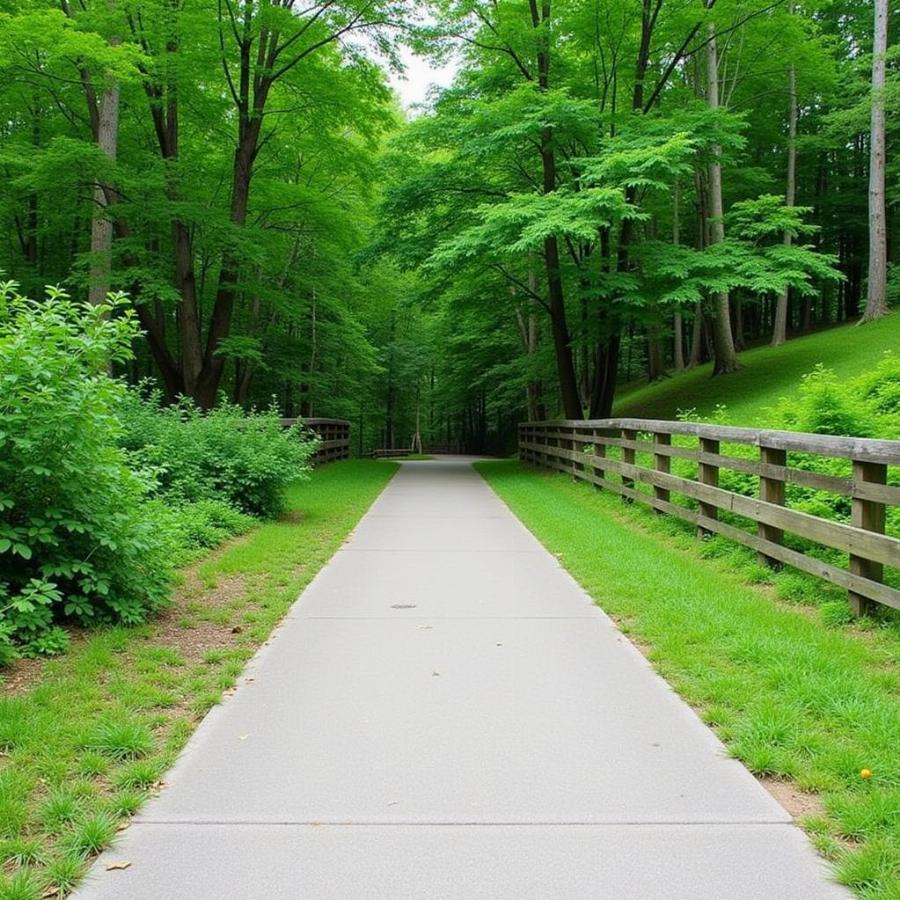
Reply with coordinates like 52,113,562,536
615,315,900,426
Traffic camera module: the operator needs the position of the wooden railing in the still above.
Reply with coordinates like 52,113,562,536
369,448,412,459
520,418,900,615
281,418,351,465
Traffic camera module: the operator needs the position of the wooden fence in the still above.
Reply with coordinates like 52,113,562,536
281,418,351,465
520,418,900,616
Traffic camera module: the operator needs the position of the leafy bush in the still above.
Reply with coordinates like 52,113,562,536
770,364,874,438
118,389,317,518
0,285,174,660
153,499,254,565
0,284,317,663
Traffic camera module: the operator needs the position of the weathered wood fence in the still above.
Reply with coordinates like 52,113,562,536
369,448,413,459
520,418,900,616
281,418,351,465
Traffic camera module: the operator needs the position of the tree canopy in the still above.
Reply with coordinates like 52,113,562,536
0,0,896,452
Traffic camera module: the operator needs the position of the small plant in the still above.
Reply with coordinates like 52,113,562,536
106,790,145,819
21,627,70,659
114,759,164,790
42,852,87,897
75,752,109,779
61,812,118,858
0,837,45,866
38,790,82,833
85,719,154,761
0,869,42,900
820,600,854,628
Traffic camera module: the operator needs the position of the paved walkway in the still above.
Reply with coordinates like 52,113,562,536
78,459,847,899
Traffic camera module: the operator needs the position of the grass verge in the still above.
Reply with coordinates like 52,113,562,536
477,460,900,900
0,460,398,899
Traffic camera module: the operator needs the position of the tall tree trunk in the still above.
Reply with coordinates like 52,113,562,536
688,302,704,367
531,0,582,419
772,61,798,345
515,279,547,421
647,331,665,381
588,333,620,418
89,37,121,306
706,23,739,374
732,296,745,349
862,0,889,321
673,180,685,370
673,313,685,370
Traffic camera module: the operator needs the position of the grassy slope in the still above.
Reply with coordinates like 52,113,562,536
615,314,900,424
0,461,398,900
477,460,900,900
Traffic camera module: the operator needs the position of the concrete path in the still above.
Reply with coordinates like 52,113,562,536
77,459,847,899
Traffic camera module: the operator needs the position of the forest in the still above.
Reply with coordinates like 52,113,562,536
0,0,894,455
1,3,899,898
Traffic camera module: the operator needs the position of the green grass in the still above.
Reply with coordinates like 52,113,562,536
615,315,900,423
477,460,900,899
0,460,397,899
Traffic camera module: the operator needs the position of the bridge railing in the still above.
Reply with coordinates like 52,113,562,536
281,418,351,465
520,418,900,616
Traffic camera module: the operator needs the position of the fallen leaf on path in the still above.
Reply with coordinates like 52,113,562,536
105,862,131,871
432,671,440,677
239,734,250,740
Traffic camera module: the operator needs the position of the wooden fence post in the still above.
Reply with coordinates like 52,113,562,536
566,425,578,478
698,437,720,536
622,428,637,501
849,460,887,616
758,444,787,566
654,432,671,513
592,428,606,488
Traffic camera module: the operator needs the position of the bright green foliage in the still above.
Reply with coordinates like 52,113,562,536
617,313,900,423
0,284,172,659
117,391,317,519
0,283,315,661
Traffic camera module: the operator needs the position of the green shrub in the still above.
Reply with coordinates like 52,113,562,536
153,499,254,565
770,365,873,438
118,389,316,518
0,285,174,660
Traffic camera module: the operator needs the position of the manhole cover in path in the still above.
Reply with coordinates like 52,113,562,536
390,604,417,609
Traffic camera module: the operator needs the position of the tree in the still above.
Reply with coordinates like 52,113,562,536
862,0,889,322
704,18,738,374
772,60,798,345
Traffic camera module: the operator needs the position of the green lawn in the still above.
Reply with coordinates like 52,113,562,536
477,460,900,899
0,460,398,899
615,315,900,423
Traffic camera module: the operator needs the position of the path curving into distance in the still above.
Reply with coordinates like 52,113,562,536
76,458,848,899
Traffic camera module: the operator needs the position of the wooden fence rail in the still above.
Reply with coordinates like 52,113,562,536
281,418,351,465
520,418,900,616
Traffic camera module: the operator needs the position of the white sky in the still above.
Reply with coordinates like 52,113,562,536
388,45,458,113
